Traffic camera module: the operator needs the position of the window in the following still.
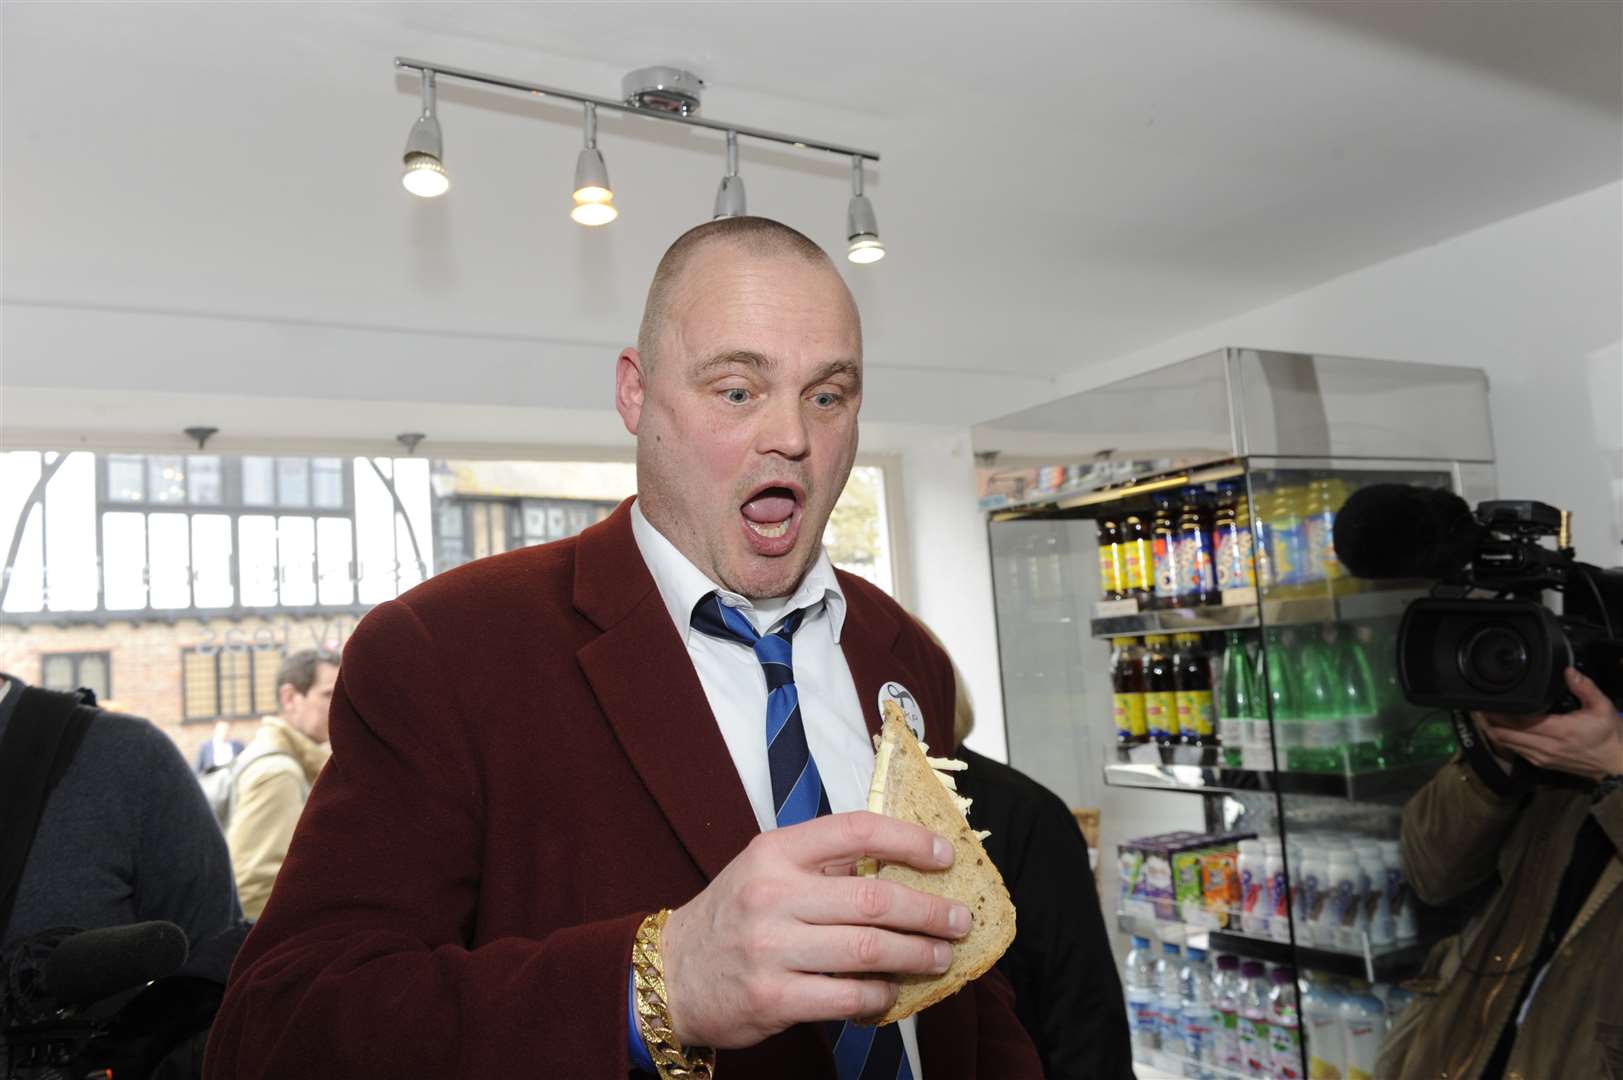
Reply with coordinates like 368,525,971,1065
181,645,280,721
40,651,111,701
825,465,895,594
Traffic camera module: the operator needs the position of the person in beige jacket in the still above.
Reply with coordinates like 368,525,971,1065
1378,667,1623,1080
227,648,338,919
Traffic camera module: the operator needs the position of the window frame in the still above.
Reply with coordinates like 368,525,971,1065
39,650,112,700
179,644,281,723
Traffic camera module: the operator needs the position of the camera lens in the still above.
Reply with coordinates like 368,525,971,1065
1457,623,1530,693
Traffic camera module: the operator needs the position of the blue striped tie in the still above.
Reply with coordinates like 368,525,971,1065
690,593,914,1080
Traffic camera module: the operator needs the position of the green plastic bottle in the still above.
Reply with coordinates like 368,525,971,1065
1297,630,1348,773
1261,627,1300,772
1218,631,1258,767
1337,629,1386,773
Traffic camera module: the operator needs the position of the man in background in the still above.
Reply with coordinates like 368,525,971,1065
0,673,240,952
226,648,338,919
939,640,1134,1080
195,720,244,774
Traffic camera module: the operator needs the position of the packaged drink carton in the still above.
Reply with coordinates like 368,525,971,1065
1118,842,1150,917
1265,840,1291,944
1201,848,1241,928
1173,847,1209,924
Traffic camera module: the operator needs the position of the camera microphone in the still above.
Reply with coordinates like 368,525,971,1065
1333,483,1483,579
43,921,188,1009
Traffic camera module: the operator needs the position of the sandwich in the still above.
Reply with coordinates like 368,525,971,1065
858,703,1017,1023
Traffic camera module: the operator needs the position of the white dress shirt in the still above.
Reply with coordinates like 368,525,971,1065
630,501,923,1077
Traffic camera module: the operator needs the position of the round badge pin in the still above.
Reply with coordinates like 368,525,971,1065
877,681,926,742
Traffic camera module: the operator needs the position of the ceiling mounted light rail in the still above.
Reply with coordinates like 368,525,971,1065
393,57,884,260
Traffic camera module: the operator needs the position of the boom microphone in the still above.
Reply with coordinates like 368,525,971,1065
1332,483,1483,580
44,921,188,1008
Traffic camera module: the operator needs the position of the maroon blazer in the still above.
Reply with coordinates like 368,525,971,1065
205,499,1042,1079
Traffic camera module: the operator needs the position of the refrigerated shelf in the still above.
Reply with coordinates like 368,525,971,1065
1103,751,1451,804
1115,912,1430,983
1089,586,1428,639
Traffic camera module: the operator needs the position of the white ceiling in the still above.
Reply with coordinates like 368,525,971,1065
2,1,1619,436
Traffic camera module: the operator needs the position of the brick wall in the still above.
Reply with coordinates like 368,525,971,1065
0,612,362,763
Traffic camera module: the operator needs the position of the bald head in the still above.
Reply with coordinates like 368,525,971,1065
636,217,853,376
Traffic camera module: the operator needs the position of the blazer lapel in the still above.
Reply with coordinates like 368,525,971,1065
574,501,760,883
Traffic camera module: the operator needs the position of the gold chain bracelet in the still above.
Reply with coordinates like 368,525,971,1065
632,909,717,1080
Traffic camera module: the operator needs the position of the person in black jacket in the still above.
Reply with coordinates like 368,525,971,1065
932,637,1134,1080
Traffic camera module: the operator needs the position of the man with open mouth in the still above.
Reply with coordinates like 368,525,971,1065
207,217,1042,1080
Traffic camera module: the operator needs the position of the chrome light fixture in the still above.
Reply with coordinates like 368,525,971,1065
570,102,617,226
391,58,885,258
712,131,746,219
846,156,883,264
401,69,449,197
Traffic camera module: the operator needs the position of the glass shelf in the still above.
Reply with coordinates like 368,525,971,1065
1090,585,1427,639
1103,749,1449,804
1115,912,1430,983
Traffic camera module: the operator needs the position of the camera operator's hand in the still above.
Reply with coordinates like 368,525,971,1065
1476,668,1623,782
658,810,972,1050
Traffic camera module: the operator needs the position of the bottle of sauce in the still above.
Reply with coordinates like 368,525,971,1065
1121,510,1154,606
1112,637,1148,746
1098,518,1125,600
1213,481,1256,593
1151,493,1182,610
1176,486,1218,606
1263,483,1306,596
1173,632,1216,747
1143,634,1177,746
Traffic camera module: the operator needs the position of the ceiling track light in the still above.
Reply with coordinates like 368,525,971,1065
571,102,618,226
713,131,746,219
401,69,449,197
392,57,885,261
846,156,884,264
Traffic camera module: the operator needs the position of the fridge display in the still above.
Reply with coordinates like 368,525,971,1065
975,348,1497,1079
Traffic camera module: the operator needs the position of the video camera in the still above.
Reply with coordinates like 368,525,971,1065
1333,484,1623,714
1,921,193,1080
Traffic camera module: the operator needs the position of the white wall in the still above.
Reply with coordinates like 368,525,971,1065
1055,181,1623,564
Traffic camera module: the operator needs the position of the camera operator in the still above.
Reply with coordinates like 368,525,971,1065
1377,667,1623,1079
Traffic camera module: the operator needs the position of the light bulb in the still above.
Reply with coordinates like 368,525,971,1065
402,153,449,197
847,236,885,264
571,199,618,226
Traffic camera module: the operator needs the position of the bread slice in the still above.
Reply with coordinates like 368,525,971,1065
860,704,1016,1023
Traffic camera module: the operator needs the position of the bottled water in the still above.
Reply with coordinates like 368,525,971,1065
1156,940,1185,1055
1339,981,1387,1080
1213,954,1244,1073
1179,945,1216,1075
1237,960,1271,1077
1124,934,1159,1053
1268,967,1302,1079
1301,974,1346,1080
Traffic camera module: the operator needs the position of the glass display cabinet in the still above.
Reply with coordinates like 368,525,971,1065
972,349,1497,1079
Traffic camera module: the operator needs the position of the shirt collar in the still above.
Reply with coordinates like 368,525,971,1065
630,499,846,643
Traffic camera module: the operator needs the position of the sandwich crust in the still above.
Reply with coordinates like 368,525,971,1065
862,707,1017,1024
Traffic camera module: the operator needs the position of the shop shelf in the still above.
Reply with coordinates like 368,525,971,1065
1115,912,1431,984
1103,746,1448,804
1089,585,1427,639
